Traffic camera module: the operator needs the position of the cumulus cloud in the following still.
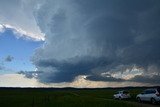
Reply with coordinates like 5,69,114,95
21,0,160,85
0,24,5,33
0,0,45,41
5,55,14,62
0,24,44,41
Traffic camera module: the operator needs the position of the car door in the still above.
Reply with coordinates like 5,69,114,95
145,90,156,101
145,90,151,101
141,90,147,101
145,89,156,101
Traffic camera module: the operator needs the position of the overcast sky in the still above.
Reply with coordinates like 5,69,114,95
0,0,160,87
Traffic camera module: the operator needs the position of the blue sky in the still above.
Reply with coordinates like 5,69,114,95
0,28,43,73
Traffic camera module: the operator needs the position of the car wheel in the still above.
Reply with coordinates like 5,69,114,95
137,97,141,103
151,98,156,104
119,96,122,100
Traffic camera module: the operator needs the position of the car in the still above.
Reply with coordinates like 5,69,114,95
113,90,131,100
136,88,160,104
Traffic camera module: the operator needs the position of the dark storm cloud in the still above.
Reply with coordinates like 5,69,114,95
129,75,160,84
86,74,125,82
28,0,160,84
33,56,112,83
18,71,43,79
5,55,14,62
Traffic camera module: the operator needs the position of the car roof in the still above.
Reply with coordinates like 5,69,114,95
146,88,156,90
144,88,157,91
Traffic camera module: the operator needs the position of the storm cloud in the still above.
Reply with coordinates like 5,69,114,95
27,0,160,84
33,56,112,83
129,74,160,84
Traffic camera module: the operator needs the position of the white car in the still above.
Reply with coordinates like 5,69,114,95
136,88,160,104
113,90,131,100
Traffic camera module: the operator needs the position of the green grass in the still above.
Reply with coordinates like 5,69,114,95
0,88,149,107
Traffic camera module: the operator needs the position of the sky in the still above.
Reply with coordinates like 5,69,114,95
0,0,160,87
0,28,43,73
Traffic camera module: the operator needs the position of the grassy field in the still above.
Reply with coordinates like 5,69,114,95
0,87,157,107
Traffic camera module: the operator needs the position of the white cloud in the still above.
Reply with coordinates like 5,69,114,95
0,24,45,41
111,66,143,80
0,24,5,33
0,0,45,41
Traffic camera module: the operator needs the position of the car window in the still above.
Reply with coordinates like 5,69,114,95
145,90,150,94
150,90,156,94
142,90,147,94
123,91,129,94
157,88,160,93
145,89,156,94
